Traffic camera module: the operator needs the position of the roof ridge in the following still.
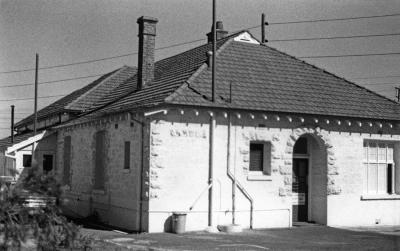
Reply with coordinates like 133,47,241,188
261,43,400,106
164,31,245,104
154,30,246,66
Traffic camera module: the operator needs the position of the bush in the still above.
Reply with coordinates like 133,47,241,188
0,162,92,250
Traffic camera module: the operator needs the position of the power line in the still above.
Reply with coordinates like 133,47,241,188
2,12,400,75
268,12,400,26
351,74,400,80
0,53,136,75
299,52,400,59
0,116,27,119
244,13,400,31
361,82,399,86
0,94,65,102
0,39,205,75
0,73,105,88
269,32,400,42
0,112,32,114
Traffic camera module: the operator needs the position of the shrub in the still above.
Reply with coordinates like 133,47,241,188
0,162,92,250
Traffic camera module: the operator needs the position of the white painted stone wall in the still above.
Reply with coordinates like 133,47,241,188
328,133,400,226
54,108,400,232
147,110,400,232
7,134,58,180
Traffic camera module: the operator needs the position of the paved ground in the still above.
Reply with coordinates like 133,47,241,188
82,224,400,250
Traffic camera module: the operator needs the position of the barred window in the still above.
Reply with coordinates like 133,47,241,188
363,141,395,195
249,142,271,175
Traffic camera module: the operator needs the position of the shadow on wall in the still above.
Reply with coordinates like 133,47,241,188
164,215,172,233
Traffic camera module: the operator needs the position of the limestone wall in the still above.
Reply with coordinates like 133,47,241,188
57,115,143,231
54,108,400,232
147,110,400,232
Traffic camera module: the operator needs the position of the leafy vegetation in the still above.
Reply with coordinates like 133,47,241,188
0,162,92,250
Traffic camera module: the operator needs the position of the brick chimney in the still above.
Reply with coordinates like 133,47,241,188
207,21,228,43
137,16,158,89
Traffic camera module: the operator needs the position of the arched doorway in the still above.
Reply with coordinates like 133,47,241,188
292,134,327,224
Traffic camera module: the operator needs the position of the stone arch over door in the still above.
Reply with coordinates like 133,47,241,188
281,127,341,224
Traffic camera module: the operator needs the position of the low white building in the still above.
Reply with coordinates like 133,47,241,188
3,16,400,232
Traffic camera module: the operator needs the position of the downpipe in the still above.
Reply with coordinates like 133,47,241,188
226,112,253,229
129,112,146,232
208,115,215,227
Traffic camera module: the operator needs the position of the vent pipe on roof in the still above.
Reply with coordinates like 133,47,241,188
137,16,158,90
206,51,213,68
207,21,228,43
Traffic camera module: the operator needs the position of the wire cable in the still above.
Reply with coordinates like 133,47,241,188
299,52,400,59
0,39,206,75
1,12,400,75
351,74,400,80
360,82,400,86
0,112,31,114
0,73,105,88
269,32,400,42
268,12,400,26
0,94,65,102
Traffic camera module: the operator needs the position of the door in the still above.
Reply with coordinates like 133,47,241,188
292,158,308,222
43,154,53,174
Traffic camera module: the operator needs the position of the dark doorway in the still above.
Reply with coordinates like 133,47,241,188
43,154,53,173
292,158,308,222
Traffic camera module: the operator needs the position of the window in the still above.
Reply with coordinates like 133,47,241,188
249,142,271,175
22,154,32,167
363,141,395,195
63,136,71,186
124,141,130,169
94,131,106,190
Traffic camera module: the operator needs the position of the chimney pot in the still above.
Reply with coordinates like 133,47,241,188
137,16,158,90
216,21,223,30
206,51,213,68
207,21,228,43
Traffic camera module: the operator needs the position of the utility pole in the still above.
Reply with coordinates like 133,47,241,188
396,87,400,102
10,105,14,144
34,53,38,136
208,0,216,230
261,13,269,44
211,0,216,102
32,54,39,163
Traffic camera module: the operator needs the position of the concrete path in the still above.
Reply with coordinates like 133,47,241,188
82,224,400,250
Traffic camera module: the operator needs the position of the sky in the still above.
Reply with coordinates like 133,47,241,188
0,0,400,138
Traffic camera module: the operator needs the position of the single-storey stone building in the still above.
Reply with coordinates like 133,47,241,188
3,16,400,232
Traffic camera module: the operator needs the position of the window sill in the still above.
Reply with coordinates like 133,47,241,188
92,189,106,195
361,194,400,201
247,173,272,181
122,169,130,174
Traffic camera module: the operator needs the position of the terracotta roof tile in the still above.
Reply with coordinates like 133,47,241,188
20,30,400,131
168,40,400,121
15,69,120,127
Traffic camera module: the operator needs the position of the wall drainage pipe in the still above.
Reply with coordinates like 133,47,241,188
227,112,253,229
